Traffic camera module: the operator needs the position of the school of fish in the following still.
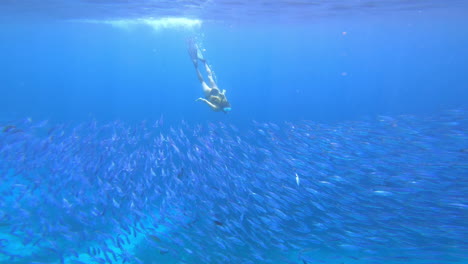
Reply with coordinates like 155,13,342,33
0,109,466,264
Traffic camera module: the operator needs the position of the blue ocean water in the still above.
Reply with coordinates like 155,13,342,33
0,1,467,264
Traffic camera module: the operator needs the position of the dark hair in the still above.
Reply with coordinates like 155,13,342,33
210,89,220,96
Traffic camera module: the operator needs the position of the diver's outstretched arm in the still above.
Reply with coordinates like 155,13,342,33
196,98,218,111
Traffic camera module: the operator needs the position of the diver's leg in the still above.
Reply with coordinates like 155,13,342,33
188,39,212,96
204,63,217,89
201,82,211,98
194,66,204,83
194,65,211,97
190,48,211,97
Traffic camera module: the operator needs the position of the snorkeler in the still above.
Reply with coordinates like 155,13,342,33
188,40,231,113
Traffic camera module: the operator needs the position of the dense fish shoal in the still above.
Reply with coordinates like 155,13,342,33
0,109,466,264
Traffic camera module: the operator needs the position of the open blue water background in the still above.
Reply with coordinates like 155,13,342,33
0,1,467,264
1,2,467,125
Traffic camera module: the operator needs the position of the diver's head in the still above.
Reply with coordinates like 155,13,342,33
210,89,220,96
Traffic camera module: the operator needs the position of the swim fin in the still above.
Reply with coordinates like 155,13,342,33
187,38,205,67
